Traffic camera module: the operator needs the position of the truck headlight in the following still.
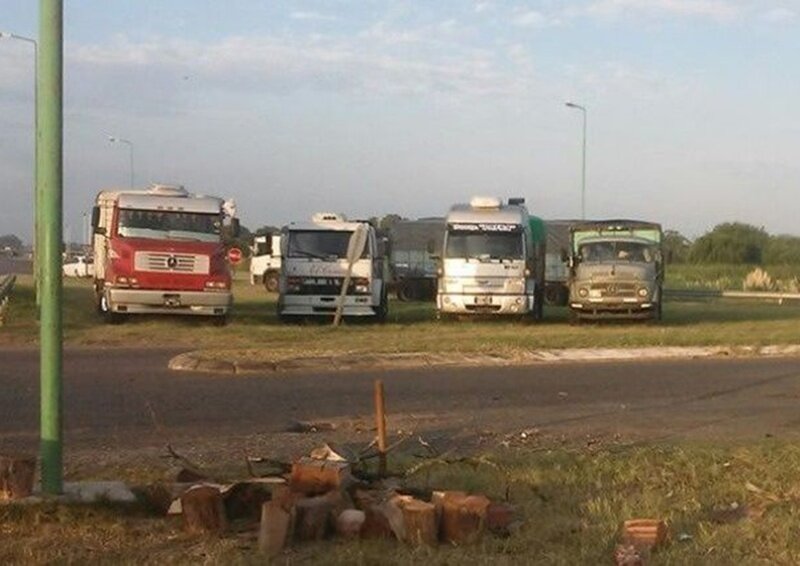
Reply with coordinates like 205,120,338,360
578,287,589,298
353,278,370,294
505,278,525,293
637,287,649,298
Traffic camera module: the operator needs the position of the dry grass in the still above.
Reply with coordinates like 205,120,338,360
3,276,800,359
4,442,800,564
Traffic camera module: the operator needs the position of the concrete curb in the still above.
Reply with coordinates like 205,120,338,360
168,345,800,375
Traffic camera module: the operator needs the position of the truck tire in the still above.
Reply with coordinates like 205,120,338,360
264,272,279,293
98,294,124,325
397,280,413,302
375,291,389,323
211,314,229,327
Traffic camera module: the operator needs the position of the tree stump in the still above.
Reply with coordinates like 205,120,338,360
294,493,336,541
180,485,228,534
399,498,438,546
440,493,491,545
0,455,36,500
289,457,351,495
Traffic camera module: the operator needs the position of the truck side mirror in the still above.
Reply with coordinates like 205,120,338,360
91,206,104,235
230,217,241,238
560,249,569,263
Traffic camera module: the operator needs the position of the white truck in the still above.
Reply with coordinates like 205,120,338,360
91,183,237,323
437,196,546,319
250,233,282,292
277,213,387,321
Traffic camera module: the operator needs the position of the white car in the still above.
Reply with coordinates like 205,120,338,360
63,255,95,278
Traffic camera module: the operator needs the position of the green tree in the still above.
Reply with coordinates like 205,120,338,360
689,223,768,264
662,230,691,264
764,235,800,264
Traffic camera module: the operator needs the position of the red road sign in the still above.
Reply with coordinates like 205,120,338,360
227,247,243,264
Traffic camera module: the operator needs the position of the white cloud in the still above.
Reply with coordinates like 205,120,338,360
289,11,338,22
512,9,550,28
579,0,743,23
760,7,797,23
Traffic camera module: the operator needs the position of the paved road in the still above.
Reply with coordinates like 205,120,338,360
3,348,800,463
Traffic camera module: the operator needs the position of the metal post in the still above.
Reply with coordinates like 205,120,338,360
374,380,387,477
109,136,134,189
38,0,63,494
566,102,587,220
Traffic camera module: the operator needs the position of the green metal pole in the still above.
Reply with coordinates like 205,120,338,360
38,0,63,494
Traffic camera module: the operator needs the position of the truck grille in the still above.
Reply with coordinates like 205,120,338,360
134,252,210,275
590,282,637,297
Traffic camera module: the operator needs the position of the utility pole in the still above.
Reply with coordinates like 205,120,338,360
38,0,63,494
565,102,587,220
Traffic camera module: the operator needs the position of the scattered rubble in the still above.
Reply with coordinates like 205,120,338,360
0,454,36,500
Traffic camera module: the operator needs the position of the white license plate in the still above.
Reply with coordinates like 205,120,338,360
474,296,492,305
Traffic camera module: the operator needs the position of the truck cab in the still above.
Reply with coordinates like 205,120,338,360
91,184,236,323
437,197,546,318
567,220,663,321
250,233,282,292
277,213,387,321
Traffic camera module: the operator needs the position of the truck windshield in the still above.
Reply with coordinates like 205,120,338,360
445,231,524,260
578,241,656,263
288,230,369,260
117,209,221,242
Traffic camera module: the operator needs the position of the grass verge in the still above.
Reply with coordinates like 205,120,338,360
3,441,800,564
3,276,800,360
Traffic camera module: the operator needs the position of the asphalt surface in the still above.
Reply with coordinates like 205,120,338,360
3,348,800,464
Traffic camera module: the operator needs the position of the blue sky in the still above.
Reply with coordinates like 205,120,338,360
1,1,799,243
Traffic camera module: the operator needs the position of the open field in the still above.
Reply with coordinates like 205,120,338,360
3,442,800,564
666,264,800,291
3,275,800,360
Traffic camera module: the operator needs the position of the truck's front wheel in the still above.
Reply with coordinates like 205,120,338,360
98,294,124,325
264,272,279,293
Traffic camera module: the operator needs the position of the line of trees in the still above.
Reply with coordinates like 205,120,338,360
664,223,800,265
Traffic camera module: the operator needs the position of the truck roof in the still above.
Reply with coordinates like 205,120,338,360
446,203,527,225
570,219,662,233
287,216,372,232
96,185,224,215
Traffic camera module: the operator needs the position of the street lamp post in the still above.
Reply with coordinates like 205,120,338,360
108,136,135,189
1,30,40,296
565,101,587,220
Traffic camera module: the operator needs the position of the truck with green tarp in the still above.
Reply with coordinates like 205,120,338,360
566,219,663,321
437,196,546,319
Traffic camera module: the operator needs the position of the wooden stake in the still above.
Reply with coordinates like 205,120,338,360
374,380,387,477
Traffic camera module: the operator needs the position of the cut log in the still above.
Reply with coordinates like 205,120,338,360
223,482,272,522
440,493,491,545
336,509,366,539
0,455,36,500
289,457,351,496
486,502,516,536
294,493,336,541
621,519,668,549
258,500,295,557
180,485,228,534
398,498,438,546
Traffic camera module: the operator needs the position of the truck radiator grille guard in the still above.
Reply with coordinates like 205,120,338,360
134,252,210,275
590,282,637,298
289,277,365,296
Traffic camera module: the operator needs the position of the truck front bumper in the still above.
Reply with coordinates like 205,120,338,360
569,300,657,320
437,293,533,315
279,294,380,317
106,288,232,316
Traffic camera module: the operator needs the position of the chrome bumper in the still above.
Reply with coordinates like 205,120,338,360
106,288,232,316
437,293,534,315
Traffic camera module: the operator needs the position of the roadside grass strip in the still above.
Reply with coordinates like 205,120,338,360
3,442,800,564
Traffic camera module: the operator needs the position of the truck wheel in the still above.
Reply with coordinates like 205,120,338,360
264,272,279,293
98,294,124,325
568,309,580,326
397,281,413,302
375,291,389,322
212,315,229,327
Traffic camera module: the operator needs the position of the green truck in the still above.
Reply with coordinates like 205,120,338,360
566,220,663,322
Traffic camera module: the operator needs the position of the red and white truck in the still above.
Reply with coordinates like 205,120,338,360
91,184,238,324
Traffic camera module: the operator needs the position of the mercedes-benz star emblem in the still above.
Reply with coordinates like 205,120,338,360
167,256,178,269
